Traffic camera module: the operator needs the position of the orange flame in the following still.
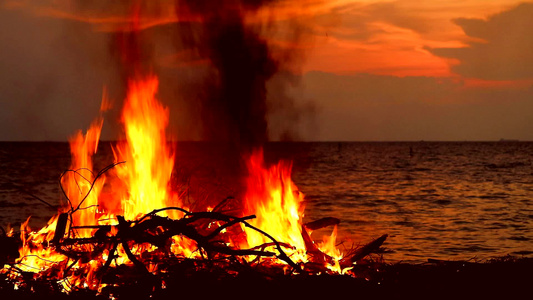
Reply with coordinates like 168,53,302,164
3,74,352,294
112,75,181,220
242,149,307,262
242,149,345,270
61,116,104,237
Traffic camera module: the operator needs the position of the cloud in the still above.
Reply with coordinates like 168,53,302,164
430,3,533,80
308,1,436,42
292,71,533,141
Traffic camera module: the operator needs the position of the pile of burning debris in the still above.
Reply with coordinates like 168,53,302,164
0,76,387,299
0,201,387,299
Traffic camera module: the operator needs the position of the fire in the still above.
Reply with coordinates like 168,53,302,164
112,75,181,220
2,74,193,291
16,215,66,273
0,2,390,296
243,149,307,260
242,149,344,271
60,108,105,237
0,75,368,296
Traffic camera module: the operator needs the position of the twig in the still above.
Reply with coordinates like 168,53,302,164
241,221,301,272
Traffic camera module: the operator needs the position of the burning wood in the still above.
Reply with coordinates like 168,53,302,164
0,75,387,298
1,212,386,294
0,190,387,297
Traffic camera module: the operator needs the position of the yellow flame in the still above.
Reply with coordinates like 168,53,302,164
112,75,180,220
243,149,307,262
4,74,352,294
61,117,105,237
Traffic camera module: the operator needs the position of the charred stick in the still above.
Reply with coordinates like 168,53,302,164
249,242,294,251
304,217,341,231
341,234,388,267
51,213,69,245
131,215,277,260
73,162,125,213
116,215,150,275
57,211,302,271
181,211,242,224
62,258,80,275
121,241,149,273
203,244,275,257
300,224,335,266
61,236,116,246
136,207,191,223
70,225,113,229
211,196,234,212
205,215,256,240
59,162,125,214
103,242,118,269
301,224,319,253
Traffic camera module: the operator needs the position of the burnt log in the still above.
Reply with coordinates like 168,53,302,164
51,213,69,244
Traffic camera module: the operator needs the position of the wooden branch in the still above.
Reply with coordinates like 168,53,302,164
241,221,301,272
204,215,255,240
300,224,335,267
304,217,340,231
51,213,69,245
341,234,388,267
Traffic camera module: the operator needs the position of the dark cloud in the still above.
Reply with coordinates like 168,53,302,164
430,3,533,80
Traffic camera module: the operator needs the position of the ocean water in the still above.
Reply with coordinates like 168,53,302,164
1,141,532,263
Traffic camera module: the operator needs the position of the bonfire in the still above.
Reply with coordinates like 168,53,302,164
0,74,386,299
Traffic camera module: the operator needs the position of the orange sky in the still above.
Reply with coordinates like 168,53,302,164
287,1,526,77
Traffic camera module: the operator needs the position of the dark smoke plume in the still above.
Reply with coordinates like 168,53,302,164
178,0,284,151
53,0,308,147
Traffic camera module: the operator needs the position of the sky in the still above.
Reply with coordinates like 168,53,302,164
0,0,532,141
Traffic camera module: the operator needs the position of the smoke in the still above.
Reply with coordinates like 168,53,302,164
100,0,291,150
176,0,304,151
2,1,313,144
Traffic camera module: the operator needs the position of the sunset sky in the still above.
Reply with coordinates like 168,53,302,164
1,0,532,141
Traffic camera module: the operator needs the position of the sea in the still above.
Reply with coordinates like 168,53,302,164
1,141,532,263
